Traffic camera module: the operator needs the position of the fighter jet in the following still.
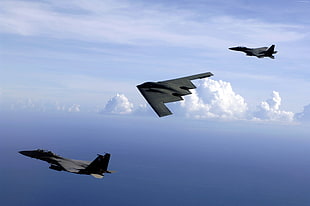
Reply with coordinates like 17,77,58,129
19,149,114,178
229,45,277,59
137,72,213,117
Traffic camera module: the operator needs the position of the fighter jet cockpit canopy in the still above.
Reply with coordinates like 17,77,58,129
36,149,56,155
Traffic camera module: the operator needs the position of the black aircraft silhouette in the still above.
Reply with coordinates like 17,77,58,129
137,72,213,117
229,45,277,59
19,149,115,178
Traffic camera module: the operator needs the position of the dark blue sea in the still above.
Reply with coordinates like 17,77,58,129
1,112,310,206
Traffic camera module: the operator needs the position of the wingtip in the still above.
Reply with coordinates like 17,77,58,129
156,108,173,117
158,112,173,118
200,72,214,78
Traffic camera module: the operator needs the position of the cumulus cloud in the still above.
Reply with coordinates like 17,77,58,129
68,104,80,112
100,79,249,120
101,93,133,115
252,91,294,121
295,104,310,122
178,83,294,122
101,81,295,123
6,83,295,123
178,79,248,119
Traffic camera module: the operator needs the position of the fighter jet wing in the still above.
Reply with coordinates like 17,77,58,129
252,47,268,56
137,72,213,117
56,159,90,173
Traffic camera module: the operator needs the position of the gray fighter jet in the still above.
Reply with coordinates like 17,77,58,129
229,45,277,59
137,72,213,117
19,149,114,178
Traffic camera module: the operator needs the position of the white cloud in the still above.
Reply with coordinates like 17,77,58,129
178,79,248,119
68,104,80,112
101,93,133,114
295,104,310,122
101,80,295,123
4,84,296,123
132,79,295,123
252,91,294,121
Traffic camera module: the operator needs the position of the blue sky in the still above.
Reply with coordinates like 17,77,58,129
1,0,310,122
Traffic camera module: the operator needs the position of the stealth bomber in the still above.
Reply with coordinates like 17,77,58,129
19,149,114,178
137,72,213,117
229,45,277,59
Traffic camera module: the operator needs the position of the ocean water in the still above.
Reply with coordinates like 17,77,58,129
1,112,310,206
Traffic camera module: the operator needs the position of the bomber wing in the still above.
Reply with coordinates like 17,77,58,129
159,72,213,86
137,86,181,117
137,72,213,117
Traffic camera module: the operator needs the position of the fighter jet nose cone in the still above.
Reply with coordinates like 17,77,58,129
19,151,32,157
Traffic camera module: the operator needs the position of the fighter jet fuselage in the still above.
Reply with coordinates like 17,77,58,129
19,149,114,178
229,45,277,59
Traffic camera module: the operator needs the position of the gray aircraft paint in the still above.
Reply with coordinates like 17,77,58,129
229,45,277,59
137,72,213,117
19,149,114,178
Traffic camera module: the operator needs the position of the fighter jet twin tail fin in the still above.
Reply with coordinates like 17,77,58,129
84,153,116,178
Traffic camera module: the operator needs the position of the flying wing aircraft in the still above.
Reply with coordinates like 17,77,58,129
229,45,277,59
19,149,115,178
137,72,213,117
